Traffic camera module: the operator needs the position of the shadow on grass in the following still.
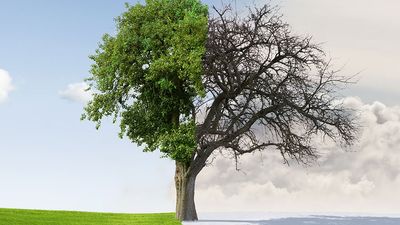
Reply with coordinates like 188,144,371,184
194,216,400,225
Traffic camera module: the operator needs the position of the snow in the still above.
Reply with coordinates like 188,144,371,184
182,212,400,225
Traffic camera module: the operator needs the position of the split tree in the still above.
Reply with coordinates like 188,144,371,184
83,0,358,221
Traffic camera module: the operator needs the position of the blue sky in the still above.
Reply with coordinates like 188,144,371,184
0,0,177,212
1,0,400,214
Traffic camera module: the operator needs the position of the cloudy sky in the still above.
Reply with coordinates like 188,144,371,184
1,0,399,215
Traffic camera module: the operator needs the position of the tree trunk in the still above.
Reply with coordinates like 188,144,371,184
175,161,198,221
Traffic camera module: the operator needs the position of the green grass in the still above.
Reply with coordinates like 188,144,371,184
0,208,182,225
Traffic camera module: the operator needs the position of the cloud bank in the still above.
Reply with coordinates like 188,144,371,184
0,68,14,103
196,97,400,214
59,82,92,103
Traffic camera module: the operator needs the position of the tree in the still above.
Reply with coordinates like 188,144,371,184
83,1,358,221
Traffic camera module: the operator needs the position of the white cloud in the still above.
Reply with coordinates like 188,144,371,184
0,68,14,103
195,97,400,214
59,82,93,103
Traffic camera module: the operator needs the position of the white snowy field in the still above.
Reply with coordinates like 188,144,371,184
183,212,400,225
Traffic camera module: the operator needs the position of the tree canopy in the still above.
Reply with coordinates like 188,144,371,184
83,0,208,164
191,5,358,172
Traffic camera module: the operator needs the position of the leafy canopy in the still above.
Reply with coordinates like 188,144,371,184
83,0,208,163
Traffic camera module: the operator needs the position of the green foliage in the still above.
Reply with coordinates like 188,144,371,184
158,121,197,163
0,208,181,225
83,0,208,163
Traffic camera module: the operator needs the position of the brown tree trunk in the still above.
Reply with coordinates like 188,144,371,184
175,161,198,221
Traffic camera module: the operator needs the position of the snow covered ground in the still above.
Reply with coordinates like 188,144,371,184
182,212,400,225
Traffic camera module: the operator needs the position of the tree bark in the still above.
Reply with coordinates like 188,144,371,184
175,161,198,221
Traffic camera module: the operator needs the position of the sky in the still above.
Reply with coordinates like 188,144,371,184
1,0,400,215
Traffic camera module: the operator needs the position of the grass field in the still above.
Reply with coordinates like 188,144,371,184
0,208,181,225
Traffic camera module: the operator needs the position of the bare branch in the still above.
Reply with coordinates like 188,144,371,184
190,3,358,173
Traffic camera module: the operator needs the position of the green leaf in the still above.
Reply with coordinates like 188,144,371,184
83,0,208,163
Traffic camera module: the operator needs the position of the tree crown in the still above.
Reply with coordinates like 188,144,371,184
83,0,208,163
84,2,358,169
192,4,357,171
